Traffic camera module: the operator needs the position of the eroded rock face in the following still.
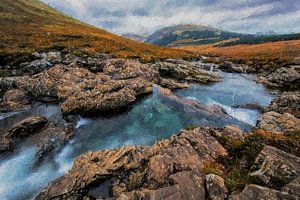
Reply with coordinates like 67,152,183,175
265,92,300,118
229,184,297,200
206,174,228,200
250,145,300,188
36,127,227,200
0,116,73,160
257,111,300,134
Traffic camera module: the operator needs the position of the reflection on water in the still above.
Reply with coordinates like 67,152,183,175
0,72,276,200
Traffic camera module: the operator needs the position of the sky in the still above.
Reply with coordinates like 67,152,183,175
42,0,300,35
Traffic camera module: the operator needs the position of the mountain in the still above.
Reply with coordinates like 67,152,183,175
122,33,148,42
144,24,300,47
0,0,193,63
145,24,244,47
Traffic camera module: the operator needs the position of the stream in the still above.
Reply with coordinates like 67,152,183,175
0,72,276,200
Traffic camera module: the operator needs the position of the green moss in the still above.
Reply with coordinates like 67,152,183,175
184,125,197,131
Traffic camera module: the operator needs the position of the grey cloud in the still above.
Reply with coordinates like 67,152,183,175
42,0,300,34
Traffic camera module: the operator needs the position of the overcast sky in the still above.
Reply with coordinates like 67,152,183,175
42,0,300,35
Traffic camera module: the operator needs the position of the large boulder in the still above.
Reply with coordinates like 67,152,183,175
206,174,228,200
60,78,152,115
36,127,227,200
250,145,300,188
265,92,300,118
257,111,300,134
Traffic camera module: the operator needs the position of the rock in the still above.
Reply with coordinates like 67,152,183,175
0,116,73,159
206,174,228,200
6,116,48,138
266,92,300,118
250,145,300,188
60,77,153,115
232,103,264,112
102,59,159,82
229,184,297,200
36,127,227,199
219,61,248,73
214,125,248,142
0,89,30,112
18,64,152,116
21,60,53,74
282,177,300,196
0,76,23,97
120,170,205,200
257,111,300,134
256,66,300,89
159,77,190,89
153,60,220,83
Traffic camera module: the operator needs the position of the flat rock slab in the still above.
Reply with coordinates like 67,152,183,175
250,145,300,188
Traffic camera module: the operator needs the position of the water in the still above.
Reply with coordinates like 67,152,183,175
0,72,276,200
175,72,276,126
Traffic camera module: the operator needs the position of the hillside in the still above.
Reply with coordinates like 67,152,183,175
0,0,194,63
178,40,300,63
145,24,244,46
122,33,148,42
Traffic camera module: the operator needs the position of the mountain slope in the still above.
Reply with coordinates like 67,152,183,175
145,24,243,46
0,0,193,62
122,33,148,42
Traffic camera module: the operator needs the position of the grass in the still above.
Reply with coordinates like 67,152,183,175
0,0,195,64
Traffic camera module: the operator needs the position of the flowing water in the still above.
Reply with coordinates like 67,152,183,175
0,72,276,200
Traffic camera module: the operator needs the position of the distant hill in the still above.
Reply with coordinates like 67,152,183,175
122,33,148,42
145,24,244,46
141,24,300,47
0,0,194,64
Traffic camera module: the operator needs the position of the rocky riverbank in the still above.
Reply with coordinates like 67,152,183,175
36,91,300,200
0,51,299,199
205,56,300,90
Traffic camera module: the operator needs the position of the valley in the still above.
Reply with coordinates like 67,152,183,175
0,1,299,200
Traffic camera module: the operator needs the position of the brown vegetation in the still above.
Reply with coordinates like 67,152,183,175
0,0,194,62
178,40,300,62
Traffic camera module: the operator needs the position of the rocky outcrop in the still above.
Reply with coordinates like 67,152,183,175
229,184,297,200
250,145,300,188
206,174,228,200
257,111,300,134
36,127,227,200
17,65,152,115
153,59,220,83
0,89,30,112
61,78,153,115
265,92,300,118
256,66,300,89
